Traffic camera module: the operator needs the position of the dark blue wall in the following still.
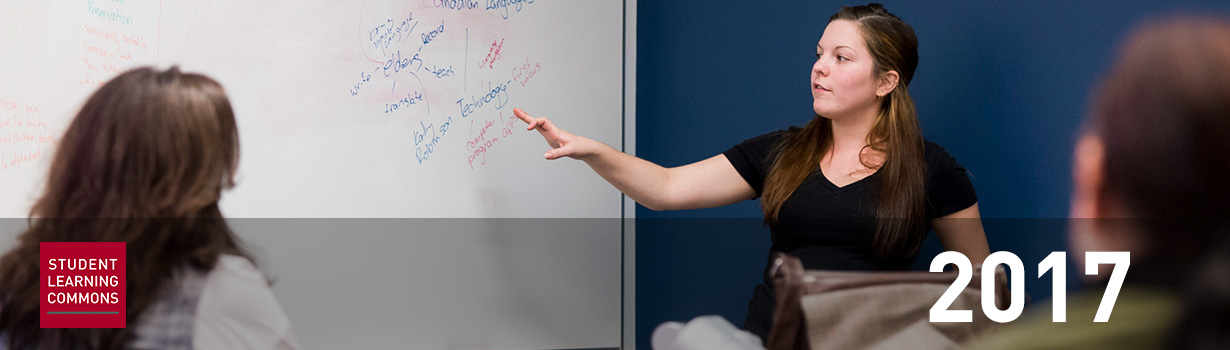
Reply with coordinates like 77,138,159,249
635,1,1230,348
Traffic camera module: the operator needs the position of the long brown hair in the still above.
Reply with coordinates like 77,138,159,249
1089,17,1230,349
0,67,252,349
761,3,926,258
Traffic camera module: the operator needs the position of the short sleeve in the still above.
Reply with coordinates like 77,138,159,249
924,141,979,219
722,129,795,198
194,255,300,350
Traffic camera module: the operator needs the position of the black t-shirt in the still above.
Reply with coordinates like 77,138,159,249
724,127,978,339
724,127,978,279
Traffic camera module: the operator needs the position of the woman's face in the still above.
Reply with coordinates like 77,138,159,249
812,20,883,119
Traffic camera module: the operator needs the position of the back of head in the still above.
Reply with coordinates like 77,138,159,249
0,67,248,349
36,66,239,220
1090,16,1230,350
1092,17,1230,251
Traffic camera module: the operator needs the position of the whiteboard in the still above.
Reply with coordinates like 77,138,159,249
1,0,624,218
0,0,628,348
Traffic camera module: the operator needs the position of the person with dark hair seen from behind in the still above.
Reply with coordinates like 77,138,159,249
513,3,990,342
0,67,299,349
971,16,1230,350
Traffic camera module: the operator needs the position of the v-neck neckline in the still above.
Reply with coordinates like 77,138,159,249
817,167,880,193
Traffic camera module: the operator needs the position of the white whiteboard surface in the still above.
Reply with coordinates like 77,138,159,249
0,0,624,219
1,1,628,348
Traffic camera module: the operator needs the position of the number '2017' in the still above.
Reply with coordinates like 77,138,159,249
930,251,1130,323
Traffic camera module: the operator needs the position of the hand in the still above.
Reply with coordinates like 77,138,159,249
513,108,598,160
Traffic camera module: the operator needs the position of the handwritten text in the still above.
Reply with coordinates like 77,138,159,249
368,11,416,57
487,0,536,20
415,117,453,164
385,90,426,115
457,81,510,118
478,38,504,69
512,59,541,87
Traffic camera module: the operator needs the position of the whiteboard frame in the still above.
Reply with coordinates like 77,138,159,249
622,0,637,348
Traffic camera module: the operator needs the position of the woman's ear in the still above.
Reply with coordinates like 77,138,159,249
876,70,900,98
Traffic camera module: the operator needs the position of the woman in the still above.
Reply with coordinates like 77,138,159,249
514,3,990,340
0,67,297,349
971,16,1230,350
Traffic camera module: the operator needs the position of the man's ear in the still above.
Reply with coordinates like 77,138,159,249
1071,134,1104,219
1070,133,1108,274
877,70,900,98
1069,133,1143,271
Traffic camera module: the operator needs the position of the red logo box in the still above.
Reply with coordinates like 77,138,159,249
40,242,126,328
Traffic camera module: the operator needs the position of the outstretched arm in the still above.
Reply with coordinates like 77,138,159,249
514,108,755,210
